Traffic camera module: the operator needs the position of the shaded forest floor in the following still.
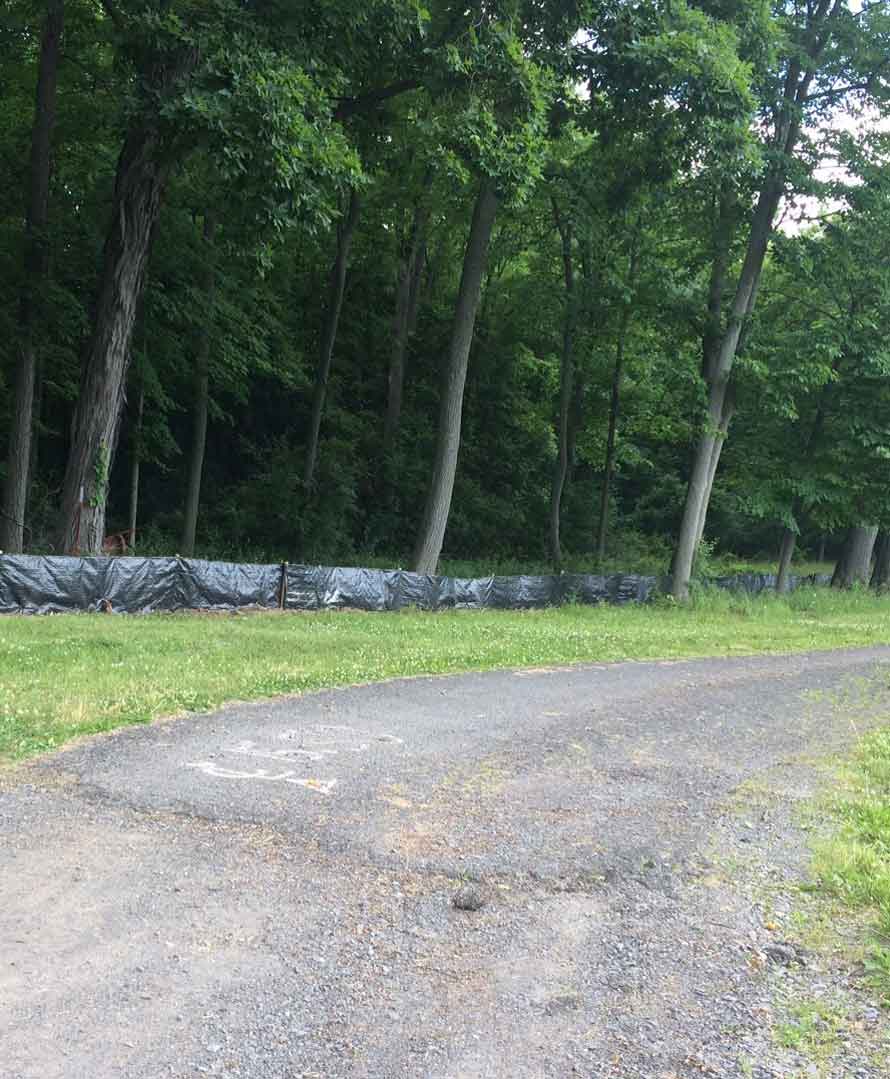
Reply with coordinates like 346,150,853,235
2,587,889,763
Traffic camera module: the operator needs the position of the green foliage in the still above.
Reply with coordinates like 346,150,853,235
1,0,890,573
728,140,890,536
430,15,553,203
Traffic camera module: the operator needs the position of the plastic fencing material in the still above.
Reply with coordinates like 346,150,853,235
281,566,664,611
0,554,832,615
0,555,279,614
712,571,832,594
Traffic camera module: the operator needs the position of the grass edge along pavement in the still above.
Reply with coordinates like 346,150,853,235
808,724,890,1007
2,586,890,764
755,714,890,1072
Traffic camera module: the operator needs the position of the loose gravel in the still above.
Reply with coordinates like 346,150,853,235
2,647,889,1078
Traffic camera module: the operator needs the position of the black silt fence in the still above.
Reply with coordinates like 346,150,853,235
0,554,831,615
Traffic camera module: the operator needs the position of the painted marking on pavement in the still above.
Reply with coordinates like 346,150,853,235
184,761,336,794
183,725,404,795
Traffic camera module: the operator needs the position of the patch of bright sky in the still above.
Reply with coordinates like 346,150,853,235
779,0,889,234
780,106,890,235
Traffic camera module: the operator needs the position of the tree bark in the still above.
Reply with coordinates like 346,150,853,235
128,378,144,546
672,184,775,599
776,527,796,593
596,231,640,567
27,360,44,521
412,179,498,573
870,532,890,591
671,3,837,599
58,44,196,554
181,212,216,557
59,124,174,553
567,374,584,475
671,185,738,591
831,525,878,588
383,199,428,456
595,305,632,567
1,0,63,553
549,199,574,571
694,405,733,554
303,189,361,487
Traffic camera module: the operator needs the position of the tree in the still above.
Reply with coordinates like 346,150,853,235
411,8,552,571
832,525,878,588
57,0,366,552
4,0,890,578
548,195,575,570
720,142,890,589
413,178,499,572
181,211,215,556
871,532,890,591
671,0,890,599
303,188,362,488
1,0,63,553
383,185,430,457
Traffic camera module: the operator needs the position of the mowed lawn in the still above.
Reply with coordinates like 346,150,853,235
2,588,890,763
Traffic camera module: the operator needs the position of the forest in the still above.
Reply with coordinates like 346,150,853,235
2,0,890,600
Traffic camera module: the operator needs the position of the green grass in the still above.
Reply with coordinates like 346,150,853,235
775,997,846,1058
1,586,888,764
812,726,890,1004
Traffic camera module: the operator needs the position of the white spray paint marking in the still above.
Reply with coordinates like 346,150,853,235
184,761,336,794
183,725,403,795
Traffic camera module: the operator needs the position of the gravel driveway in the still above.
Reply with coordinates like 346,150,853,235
3,647,890,1078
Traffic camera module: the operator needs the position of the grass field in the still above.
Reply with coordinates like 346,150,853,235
1,586,888,764
813,728,890,1004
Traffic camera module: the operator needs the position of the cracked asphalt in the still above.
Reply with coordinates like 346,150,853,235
2,647,890,1078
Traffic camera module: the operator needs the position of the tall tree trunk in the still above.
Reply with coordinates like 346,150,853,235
384,199,429,456
596,230,640,566
817,534,826,564
671,185,736,589
128,378,144,546
596,305,632,567
27,360,44,524
672,4,836,599
831,525,878,588
870,532,890,591
693,404,734,555
672,188,774,599
1,0,63,553
567,374,584,475
412,179,498,573
549,199,574,571
58,124,173,553
181,212,216,557
776,527,796,593
58,46,196,554
303,189,361,487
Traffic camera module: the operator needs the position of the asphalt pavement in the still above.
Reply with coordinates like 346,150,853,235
3,647,890,1078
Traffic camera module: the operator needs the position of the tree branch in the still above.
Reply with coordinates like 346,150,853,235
333,78,422,121
804,80,876,104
